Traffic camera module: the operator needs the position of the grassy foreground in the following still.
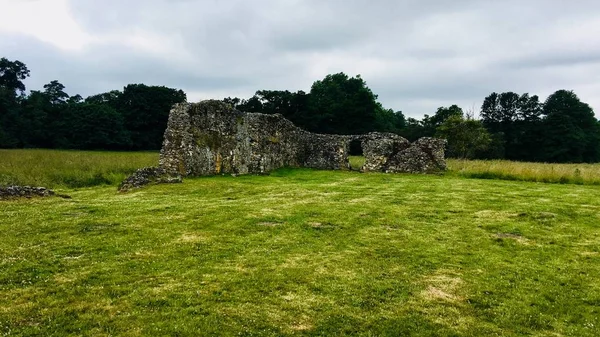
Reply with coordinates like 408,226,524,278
1,167,600,336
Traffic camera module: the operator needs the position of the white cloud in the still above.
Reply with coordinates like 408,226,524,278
0,0,90,51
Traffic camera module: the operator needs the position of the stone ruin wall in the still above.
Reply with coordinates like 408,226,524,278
119,100,447,190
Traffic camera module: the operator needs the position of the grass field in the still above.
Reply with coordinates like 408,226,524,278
448,159,600,185
0,149,158,188
1,150,600,335
2,149,600,189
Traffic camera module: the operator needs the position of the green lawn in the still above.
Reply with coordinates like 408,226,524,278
1,168,599,336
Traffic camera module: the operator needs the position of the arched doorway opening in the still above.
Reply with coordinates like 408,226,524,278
348,139,365,170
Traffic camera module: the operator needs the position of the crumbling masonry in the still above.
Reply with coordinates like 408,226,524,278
119,100,447,190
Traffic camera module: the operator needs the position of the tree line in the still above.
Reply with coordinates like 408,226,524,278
403,91,600,163
0,57,186,150
222,74,600,163
2,57,599,163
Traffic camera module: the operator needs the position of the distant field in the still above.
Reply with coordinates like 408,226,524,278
2,150,599,189
447,159,600,185
1,168,599,335
0,149,158,188
349,156,600,186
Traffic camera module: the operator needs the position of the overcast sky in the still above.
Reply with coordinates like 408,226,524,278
1,0,599,118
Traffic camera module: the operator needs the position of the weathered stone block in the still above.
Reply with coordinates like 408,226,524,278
118,167,182,192
0,186,55,199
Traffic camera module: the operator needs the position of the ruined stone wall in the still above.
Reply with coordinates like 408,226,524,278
120,100,447,190
158,100,351,176
359,133,447,173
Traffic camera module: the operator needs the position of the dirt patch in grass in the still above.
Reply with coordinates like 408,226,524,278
177,233,208,243
495,233,531,245
421,273,464,303
308,222,337,229
290,322,313,331
258,222,284,227
53,275,75,284
424,285,459,302
474,210,519,220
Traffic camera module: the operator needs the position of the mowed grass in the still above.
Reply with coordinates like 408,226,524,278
0,149,158,188
1,164,600,335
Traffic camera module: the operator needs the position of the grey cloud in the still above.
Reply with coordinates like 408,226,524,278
502,51,600,69
0,34,251,97
3,0,600,118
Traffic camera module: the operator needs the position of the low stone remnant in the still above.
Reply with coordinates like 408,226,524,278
361,135,447,173
121,100,447,189
0,186,56,200
118,167,182,192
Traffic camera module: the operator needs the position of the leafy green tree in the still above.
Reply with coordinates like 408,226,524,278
43,80,69,105
248,90,311,128
541,90,599,162
481,92,501,127
421,105,464,136
115,84,186,150
307,73,379,135
34,81,72,148
226,74,402,136
436,115,491,159
511,94,543,160
85,90,122,107
0,87,21,148
498,92,520,123
399,118,426,141
255,90,294,115
237,95,264,113
0,57,30,94
55,103,131,150
480,132,506,159
0,58,30,147
517,93,543,121
480,91,546,160
67,94,83,104
223,97,241,108
374,103,406,134
19,90,51,147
